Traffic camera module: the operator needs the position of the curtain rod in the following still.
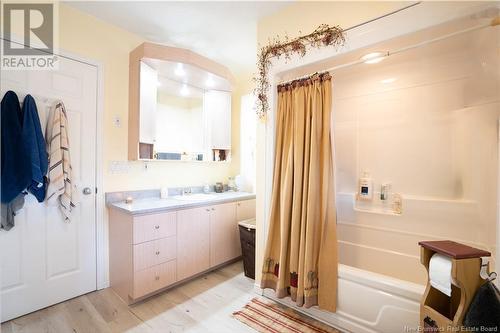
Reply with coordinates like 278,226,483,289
268,1,422,62
278,16,499,85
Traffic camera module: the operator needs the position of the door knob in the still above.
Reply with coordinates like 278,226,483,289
82,187,92,195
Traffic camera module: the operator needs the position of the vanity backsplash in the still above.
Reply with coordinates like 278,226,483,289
105,184,233,204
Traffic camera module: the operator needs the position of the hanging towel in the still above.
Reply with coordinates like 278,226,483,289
0,194,25,231
1,91,31,203
463,280,500,330
22,94,48,202
46,101,76,221
1,91,31,230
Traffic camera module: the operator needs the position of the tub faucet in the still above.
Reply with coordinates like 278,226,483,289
182,187,192,196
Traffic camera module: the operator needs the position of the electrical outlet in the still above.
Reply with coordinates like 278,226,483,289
109,161,130,174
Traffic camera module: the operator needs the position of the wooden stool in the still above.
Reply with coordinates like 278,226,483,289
419,240,491,332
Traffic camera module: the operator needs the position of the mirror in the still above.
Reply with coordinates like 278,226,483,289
155,75,205,160
129,45,235,162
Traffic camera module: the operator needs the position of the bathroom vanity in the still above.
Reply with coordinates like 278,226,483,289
107,192,255,304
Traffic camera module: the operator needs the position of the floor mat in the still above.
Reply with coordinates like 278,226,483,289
233,297,341,333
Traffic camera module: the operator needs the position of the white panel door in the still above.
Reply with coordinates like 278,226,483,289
0,54,98,322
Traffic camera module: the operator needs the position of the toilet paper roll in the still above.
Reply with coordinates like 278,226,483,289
429,253,453,296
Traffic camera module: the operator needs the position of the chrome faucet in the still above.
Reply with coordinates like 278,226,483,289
182,187,192,196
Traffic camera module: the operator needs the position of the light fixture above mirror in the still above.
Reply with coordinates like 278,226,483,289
174,63,185,76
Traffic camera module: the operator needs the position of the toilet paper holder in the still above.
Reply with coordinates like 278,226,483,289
419,240,491,332
480,257,497,282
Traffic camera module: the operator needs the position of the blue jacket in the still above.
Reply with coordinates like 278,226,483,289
22,95,48,202
1,91,31,203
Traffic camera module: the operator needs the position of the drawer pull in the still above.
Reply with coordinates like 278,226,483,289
154,225,160,229
155,251,160,255
206,209,210,212
211,208,215,211
155,275,160,280
237,203,241,206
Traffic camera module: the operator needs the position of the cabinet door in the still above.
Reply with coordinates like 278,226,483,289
236,199,256,221
210,202,240,267
139,61,157,144
177,207,210,281
204,90,231,149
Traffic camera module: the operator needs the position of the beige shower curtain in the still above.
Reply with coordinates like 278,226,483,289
261,72,337,312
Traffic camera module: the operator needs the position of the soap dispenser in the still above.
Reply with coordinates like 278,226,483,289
358,171,373,200
203,182,210,194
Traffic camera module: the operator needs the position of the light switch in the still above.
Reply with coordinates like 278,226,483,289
113,115,121,128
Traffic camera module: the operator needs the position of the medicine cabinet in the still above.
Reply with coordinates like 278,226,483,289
128,42,234,161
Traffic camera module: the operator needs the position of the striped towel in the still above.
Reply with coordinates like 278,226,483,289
45,101,76,221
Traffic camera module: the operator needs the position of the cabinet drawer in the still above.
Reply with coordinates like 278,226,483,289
133,260,176,299
133,236,177,271
133,211,176,244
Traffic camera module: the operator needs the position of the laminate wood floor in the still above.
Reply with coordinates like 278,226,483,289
1,261,258,333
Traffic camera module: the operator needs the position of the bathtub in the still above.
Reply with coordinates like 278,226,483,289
260,264,425,333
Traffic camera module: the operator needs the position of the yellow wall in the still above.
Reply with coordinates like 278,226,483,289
258,1,406,46
5,2,249,283
255,1,408,285
55,4,252,285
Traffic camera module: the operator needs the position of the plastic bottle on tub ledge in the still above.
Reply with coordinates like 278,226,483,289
380,182,391,201
392,193,403,214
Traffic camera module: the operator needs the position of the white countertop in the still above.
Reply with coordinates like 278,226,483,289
108,191,256,215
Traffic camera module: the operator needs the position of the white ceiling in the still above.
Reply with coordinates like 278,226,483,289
66,1,290,75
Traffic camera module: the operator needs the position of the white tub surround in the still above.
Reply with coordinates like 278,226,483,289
107,190,255,304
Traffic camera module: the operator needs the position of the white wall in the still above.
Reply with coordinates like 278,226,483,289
240,94,257,192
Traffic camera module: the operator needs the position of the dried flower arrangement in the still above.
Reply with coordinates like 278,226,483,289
254,24,346,119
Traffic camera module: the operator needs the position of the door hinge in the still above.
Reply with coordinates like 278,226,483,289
95,187,98,194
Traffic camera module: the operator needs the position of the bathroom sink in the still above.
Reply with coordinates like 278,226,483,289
172,193,217,201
